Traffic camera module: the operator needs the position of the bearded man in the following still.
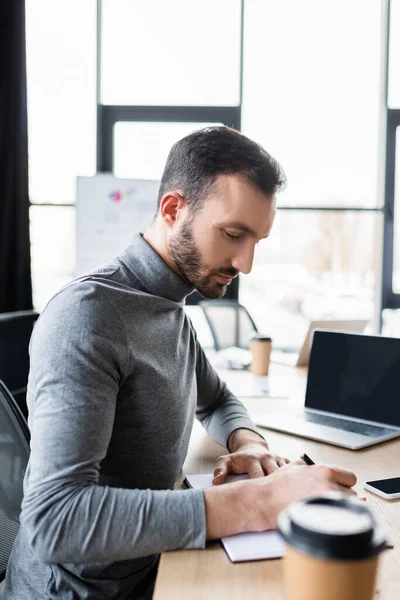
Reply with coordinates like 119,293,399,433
3,126,356,600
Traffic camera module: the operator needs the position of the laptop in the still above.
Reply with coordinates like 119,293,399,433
271,319,369,368
255,330,400,450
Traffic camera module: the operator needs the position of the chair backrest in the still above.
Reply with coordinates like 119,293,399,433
0,380,30,582
0,310,39,418
199,300,258,351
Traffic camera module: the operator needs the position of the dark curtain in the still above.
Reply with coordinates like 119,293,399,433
0,0,32,312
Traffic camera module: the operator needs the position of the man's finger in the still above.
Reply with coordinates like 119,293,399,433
325,466,357,488
212,470,227,485
248,462,265,479
290,459,306,466
212,457,231,484
261,456,280,475
336,484,358,495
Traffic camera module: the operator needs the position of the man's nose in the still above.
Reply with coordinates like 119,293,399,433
231,246,255,275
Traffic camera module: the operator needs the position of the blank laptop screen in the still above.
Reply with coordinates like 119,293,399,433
305,331,400,427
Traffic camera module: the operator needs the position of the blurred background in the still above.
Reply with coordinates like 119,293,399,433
4,0,400,350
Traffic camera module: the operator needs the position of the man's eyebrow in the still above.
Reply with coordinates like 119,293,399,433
220,221,269,239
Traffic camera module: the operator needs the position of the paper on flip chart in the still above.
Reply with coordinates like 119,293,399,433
184,473,285,562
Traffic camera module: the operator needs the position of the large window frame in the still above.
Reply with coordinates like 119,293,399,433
29,0,398,322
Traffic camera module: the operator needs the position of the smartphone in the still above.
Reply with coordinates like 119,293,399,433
364,477,400,500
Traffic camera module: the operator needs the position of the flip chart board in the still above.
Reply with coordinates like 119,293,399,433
76,174,159,275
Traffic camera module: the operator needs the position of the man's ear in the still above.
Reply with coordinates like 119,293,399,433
159,192,187,228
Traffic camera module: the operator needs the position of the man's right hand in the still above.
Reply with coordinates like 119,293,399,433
203,461,357,540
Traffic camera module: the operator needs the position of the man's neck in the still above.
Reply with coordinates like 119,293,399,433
143,222,180,277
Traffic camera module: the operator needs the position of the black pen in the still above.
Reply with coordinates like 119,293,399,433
301,453,315,465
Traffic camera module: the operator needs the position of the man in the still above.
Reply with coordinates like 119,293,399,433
3,126,356,599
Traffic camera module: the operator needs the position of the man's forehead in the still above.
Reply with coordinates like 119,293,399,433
202,177,275,239
207,174,275,209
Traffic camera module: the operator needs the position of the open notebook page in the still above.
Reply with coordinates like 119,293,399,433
184,473,285,562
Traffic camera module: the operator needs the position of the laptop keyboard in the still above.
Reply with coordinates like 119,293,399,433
305,412,396,437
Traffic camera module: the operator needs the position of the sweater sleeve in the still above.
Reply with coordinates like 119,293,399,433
193,331,262,449
21,283,206,565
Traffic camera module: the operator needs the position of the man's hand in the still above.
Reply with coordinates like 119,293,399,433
203,461,358,540
246,461,358,531
213,428,290,484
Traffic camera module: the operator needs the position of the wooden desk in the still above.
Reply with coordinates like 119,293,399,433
153,366,400,600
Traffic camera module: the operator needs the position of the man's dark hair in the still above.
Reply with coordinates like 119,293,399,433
156,126,286,213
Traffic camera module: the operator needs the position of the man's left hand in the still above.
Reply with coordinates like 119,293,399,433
212,428,291,485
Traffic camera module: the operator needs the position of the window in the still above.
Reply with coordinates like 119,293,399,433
26,0,96,309
26,0,396,335
242,0,382,208
101,0,241,106
240,210,379,348
30,206,76,311
26,0,96,205
388,0,400,109
114,121,220,180
393,128,400,293
383,0,400,310
240,0,384,346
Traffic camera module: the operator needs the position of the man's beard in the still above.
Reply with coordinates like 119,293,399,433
168,218,238,299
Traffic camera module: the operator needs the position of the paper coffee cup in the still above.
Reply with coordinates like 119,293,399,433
249,334,272,376
278,493,389,600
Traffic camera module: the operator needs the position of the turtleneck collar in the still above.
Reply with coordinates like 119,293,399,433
118,233,195,304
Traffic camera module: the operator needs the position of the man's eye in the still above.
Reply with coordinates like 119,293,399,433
224,231,241,240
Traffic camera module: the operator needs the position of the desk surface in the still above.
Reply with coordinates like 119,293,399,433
153,366,400,600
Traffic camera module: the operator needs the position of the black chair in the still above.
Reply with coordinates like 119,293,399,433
0,379,30,582
0,310,39,419
198,300,258,351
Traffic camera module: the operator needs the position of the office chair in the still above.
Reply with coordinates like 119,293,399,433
0,379,30,582
0,310,39,419
198,300,258,351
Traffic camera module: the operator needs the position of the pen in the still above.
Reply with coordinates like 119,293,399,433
301,453,315,465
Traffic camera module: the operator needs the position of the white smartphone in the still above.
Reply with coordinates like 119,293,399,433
364,477,400,500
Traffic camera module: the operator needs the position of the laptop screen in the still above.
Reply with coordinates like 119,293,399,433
305,331,400,427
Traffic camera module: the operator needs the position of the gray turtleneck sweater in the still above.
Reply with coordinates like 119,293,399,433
2,233,259,600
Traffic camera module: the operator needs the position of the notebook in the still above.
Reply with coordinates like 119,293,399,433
184,473,284,562
255,330,400,450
